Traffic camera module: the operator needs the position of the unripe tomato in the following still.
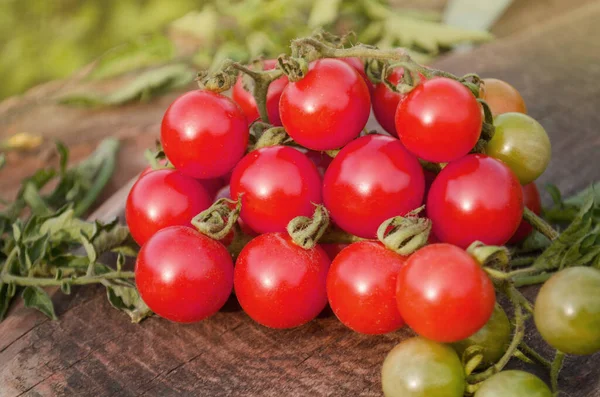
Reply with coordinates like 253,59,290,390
474,371,552,397
126,169,212,246
508,183,541,244
234,233,330,329
486,112,551,185
382,337,465,397
230,146,322,234
396,243,496,342
480,78,527,116
427,154,523,248
327,241,406,335
135,226,234,323
232,59,288,126
323,134,424,239
534,267,600,355
161,90,248,179
395,77,482,163
279,58,371,150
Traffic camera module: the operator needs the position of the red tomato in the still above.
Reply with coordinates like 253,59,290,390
230,146,322,234
305,150,333,176
372,68,425,137
232,59,288,126
139,158,169,178
126,169,212,246
234,233,330,328
321,243,348,261
135,226,234,323
327,241,406,334
509,183,541,244
161,90,248,179
427,154,523,248
340,57,375,95
323,135,424,238
279,58,371,150
396,243,496,342
395,78,482,162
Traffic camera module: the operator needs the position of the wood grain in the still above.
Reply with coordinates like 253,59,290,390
2,2,600,397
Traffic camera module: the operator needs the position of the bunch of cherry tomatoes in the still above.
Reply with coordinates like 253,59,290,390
124,43,600,396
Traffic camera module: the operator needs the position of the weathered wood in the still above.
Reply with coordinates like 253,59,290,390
2,2,600,397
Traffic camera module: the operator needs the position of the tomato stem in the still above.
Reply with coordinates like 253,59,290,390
513,272,553,287
519,342,552,369
287,205,331,249
523,207,560,241
550,351,565,395
1,270,135,287
192,197,242,241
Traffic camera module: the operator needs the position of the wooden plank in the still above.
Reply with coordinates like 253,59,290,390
2,3,600,397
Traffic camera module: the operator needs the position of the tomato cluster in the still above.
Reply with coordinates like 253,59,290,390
123,51,596,397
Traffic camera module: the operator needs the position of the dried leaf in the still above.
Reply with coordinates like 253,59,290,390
106,285,152,323
22,286,57,320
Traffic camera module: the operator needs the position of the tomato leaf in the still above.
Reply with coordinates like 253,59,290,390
21,286,57,320
106,285,152,323
309,0,343,28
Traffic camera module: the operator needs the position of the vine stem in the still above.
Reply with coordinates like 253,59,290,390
513,272,553,287
551,351,565,395
519,341,552,369
318,228,365,244
468,284,526,383
229,62,283,123
1,271,135,287
523,207,560,241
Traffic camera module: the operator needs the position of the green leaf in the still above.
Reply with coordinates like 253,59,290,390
0,154,5,170
21,286,57,320
545,183,563,207
383,15,493,53
22,183,52,216
106,285,152,323
37,208,94,242
56,141,69,175
0,282,15,321
309,0,342,28
111,245,138,257
59,64,195,107
169,7,218,43
90,34,175,80
80,233,97,268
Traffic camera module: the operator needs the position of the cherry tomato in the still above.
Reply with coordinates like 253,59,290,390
381,337,465,397
327,241,406,334
305,150,333,176
234,233,330,328
126,169,212,246
534,267,600,355
474,371,552,397
323,135,424,238
135,226,234,323
480,78,527,117
139,158,169,178
340,57,375,95
452,304,511,366
232,59,288,126
279,58,371,150
372,68,424,137
509,183,541,244
486,112,551,185
427,154,523,248
395,77,482,162
396,243,496,342
230,146,322,234
321,243,348,261
161,90,248,179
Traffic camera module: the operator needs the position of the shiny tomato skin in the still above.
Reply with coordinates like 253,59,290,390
230,146,322,234
327,241,406,334
395,77,482,163
279,58,371,150
396,243,496,342
427,154,523,248
509,183,541,244
232,59,288,126
161,90,248,179
481,78,527,117
126,169,212,246
234,233,330,329
474,371,552,397
323,134,425,239
135,226,234,323
340,57,375,95
372,68,425,137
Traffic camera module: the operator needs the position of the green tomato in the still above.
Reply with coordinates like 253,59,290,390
534,266,600,355
451,304,511,366
474,370,552,397
381,337,465,397
485,112,551,184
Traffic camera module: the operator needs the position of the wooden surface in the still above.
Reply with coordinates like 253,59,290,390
2,2,600,397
